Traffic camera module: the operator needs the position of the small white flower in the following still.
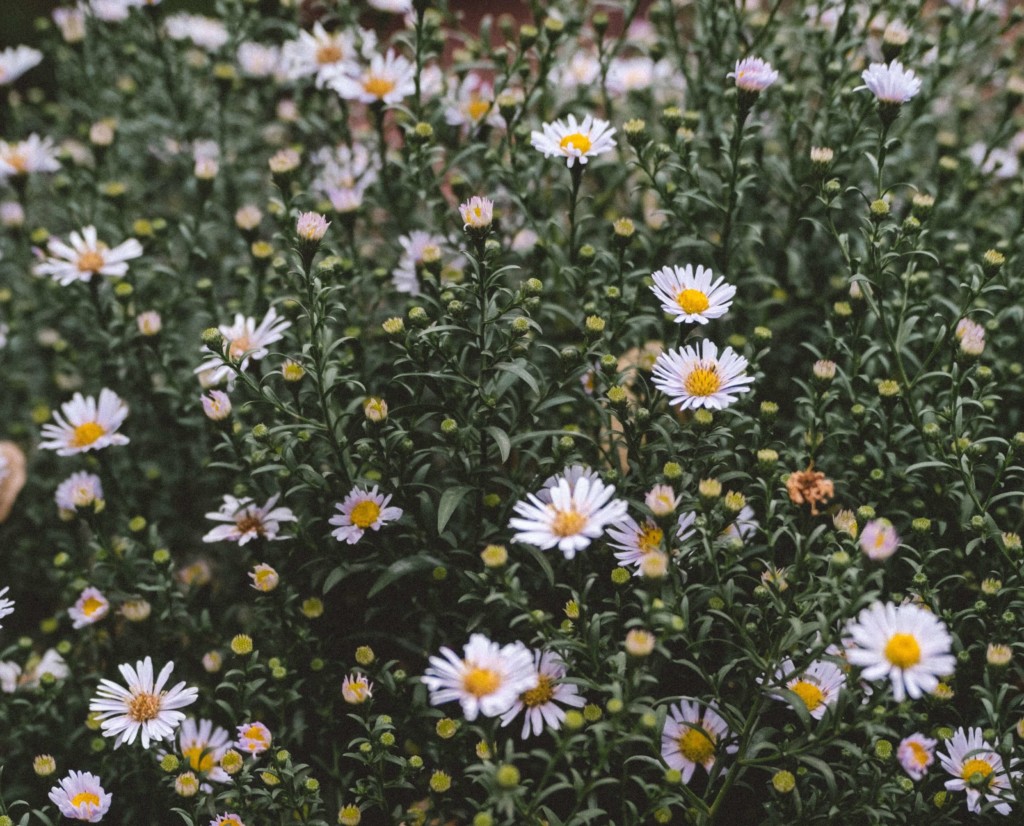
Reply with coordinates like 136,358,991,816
607,515,666,575
89,656,199,748
164,14,229,51
939,727,1016,815
69,587,110,629
32,226,142,285
652,341,754,411
460,196,494,230
137,311,162,336
443,73,499,129
237,42,283,80
329,485,403,544
392,230,444,295
422,634,538,721
727,56,779,92
650,264,736,325
661,699,737,784
201,390,232,421
342,674,373,704
296,211,330,242
956,317,985,356
499,650,586,738
203,494,296,545
899,732,937,781
0,585,14,628
843,601,955,701
645,484,680,516
53,8,87,43
176,717,231,784
39,389,130,456
0,134,61,178
860,59,921,104
328,49,416,105
0,45,43,86
48,770,112,822
195,307,291,387
765,658,846,720
859,518,900,560
236,721,272,754
282,22,374,86
530,114,617,168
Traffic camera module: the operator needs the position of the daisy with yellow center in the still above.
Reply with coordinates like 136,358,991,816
342,674,374,704
530,113,617,168
39,389,130,456
0,133,60,179
328,49,416,105
68,587,110,629
766,658,846,720
211,815,247,826
499,650,586,739
236,721,272,755
172,717,231,787
330,485,403,544
898,733,937,781
48,770,112,822
844,601,955,702
194,307,292,388
608,515,667,575
203,493,296,545
661,699,737,784
651,264,736,325
282,22,375,87
443,73,499,130
89,656,198,749
939,727,1016,815
423,634,537,721
509,474,628,560
32,225,142,286
652,340,754,411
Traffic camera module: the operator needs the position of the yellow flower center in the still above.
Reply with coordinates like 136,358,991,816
790,679,825,712
350,500,381,529
559,132,592,154
315,43,343,65
127,691,161,723
638,524,663,554
684,366,721,397
462,666,501,698
183,745,216,772
551,508,586,537
676,288,710,315
71,421,106,448
244,725,268,743
677,726,715,764
76,250,106,273
907,740,929,767
467,98,491,121
884,633,921,669
521,674,555,707
235,513,266,536
364,75,396,99
82,596,105,616
8,151,28,174
71,792,101,808
228,334,251,359
961,757,994,784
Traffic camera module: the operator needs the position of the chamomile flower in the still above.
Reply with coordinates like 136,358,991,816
499,650,586,738
329,49,416,105
342,674,373,704
329,485,403,544
0,586,14,628
422,634,538,721
530,114,617,168
766,658,846,720
236,42,283,80
48,770,112,822
39,389,130,456
899,733,937,781
727,56,779,92
939,727,1016,815
650,264,736,325
444,73,500,130
210,814,246,826
652,341,754,411
661,699,737,784
54,472,104,517
32,226,142,285
392,230,444,295
176,718,231,784
536,464,601,503
843,601,955,701
0,648,69,693
608,515,666,575
236,721,272,755
68,587,110,629
202,494,296,545
282,22,373,86
89,656,198,749
195,307,291,387
0,45,43,86
0,134,61,179
509,475,628,559
860,60,921,104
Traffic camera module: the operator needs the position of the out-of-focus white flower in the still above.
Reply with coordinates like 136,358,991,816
0,45,43,86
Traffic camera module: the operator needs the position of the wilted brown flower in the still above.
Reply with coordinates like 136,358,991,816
786,464,834,516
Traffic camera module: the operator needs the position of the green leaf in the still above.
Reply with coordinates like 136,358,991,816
485,426,511,463
437,485,475,534
367,554,445,599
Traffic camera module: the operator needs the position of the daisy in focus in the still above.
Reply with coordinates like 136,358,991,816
195,307,291,387
843,601,955,701
860,60,922,104
329,485,403,544
48,770,112,823
89,656,198,748
328,49,416,105
499,649,586,738
342,674,373,704
0,134,61,179
898,733,937,781
649,264,736,325
211,815,246,826
509,474,628,559
661,699,737,784
652,341,754,411
765,658,846,720
530,114,617,168
727,56,779,92
422,634,538,721
39,388,130,456
202,493,297,545
236,721,272,755
32,226,143,285
939,727,1016,815
68,587,110,629
607,515,666,575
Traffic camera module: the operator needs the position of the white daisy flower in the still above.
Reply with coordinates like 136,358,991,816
677,510,698,542
765,658,846,720
48,770,112,822
722,505,758,542
211,814,246,826
499,649,586,738
535,464,601,504
939,727,1016,815
202,494,296,545
650,264,736,325
68,587,110,629
509,475,628,560
0,45,43,86
551,50,601,91
608,515,665,575
645,484,680,516
55,471,104,513
530,114,617,168
176,717,231,784
39,388,130,456
88,0,132,22
0,585,14,628
422,633,538,721
652,340,754,411
328,49,416,105
661,699,737,784
329,485,403,544
859,59,921,104
859,518,900,560
727,56,779,92
368,0,413,12
392,230,444,295
312,143,378,198
898,732,937,781
89,656,199,748
236,721,272,754
164,14,229,51
843,601,955,701
0,134,61,178
283,22,375,86
32,226,143,285
237,42,283,80
0,648,69,693
194,307,292,387
443,73,499,130
53,7,87,43
342,674,373,704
